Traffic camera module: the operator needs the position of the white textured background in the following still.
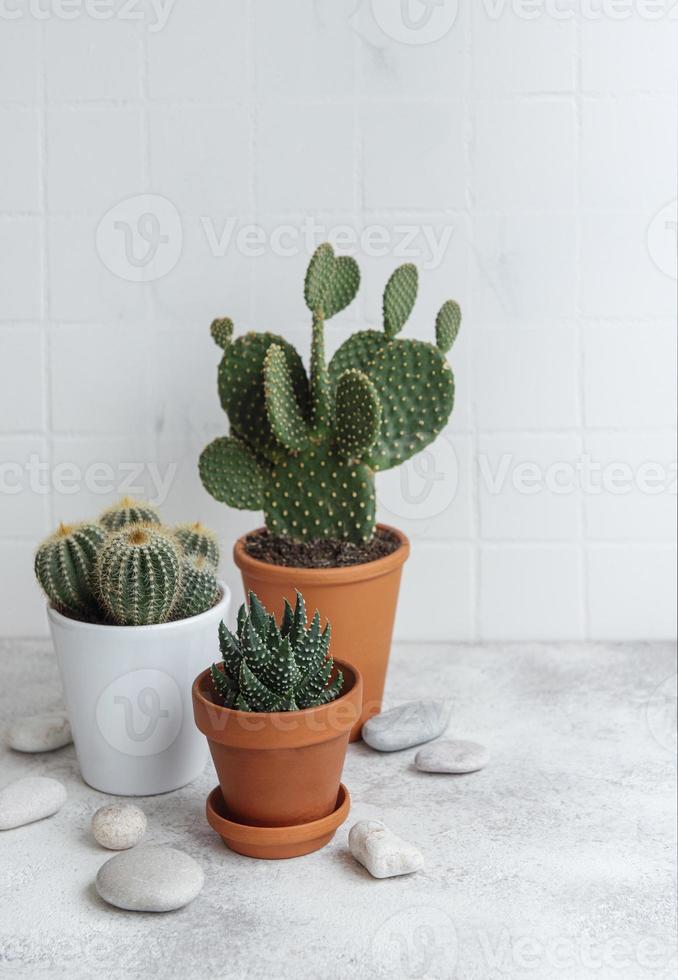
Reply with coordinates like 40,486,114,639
0,0,676,641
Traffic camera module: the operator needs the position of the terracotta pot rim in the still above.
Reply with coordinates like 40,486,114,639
233,524,410,586
206,782,350,843
192,658,363,749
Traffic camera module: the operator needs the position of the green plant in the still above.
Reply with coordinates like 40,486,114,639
210,590,343,712
96,525,181,626
199,243,459,543
100,497,161,531
174,522,220,570
34,522,107,618
174,554,220,620
34,499,221,626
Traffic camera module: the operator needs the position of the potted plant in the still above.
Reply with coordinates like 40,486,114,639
199,243,460,737
192,590,362,859
35,499,230,796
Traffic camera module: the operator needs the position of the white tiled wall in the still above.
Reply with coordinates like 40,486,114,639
0,1,676,640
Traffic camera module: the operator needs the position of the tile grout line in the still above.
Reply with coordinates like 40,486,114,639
139,17,160,485
37,21,53,532
463,7,481,643
573,15,591,641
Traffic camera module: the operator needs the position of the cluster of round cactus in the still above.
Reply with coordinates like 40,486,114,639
34,499,221,626
199,242,460,544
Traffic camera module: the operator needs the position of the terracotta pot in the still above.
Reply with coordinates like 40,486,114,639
192,660,361,845
205,784,351,860
233,524,409,740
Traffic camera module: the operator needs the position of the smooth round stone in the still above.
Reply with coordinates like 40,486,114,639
415,739,489,774
349,820,424,879
362,699,451,752
0,776,67,830
96,846,204,912
92,803,147,850
8,712,72,753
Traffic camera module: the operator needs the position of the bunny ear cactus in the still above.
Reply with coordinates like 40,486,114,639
210,590,342,712
199,243,460,544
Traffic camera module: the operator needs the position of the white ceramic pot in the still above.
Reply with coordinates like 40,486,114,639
47,584,230,796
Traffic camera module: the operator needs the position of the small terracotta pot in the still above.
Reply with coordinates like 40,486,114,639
192,660,361,843
233,524,409,740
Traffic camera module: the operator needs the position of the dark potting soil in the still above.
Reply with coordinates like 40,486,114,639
243,528,401,569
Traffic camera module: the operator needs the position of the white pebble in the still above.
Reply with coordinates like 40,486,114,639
415,739,489,774
92,803,147,850
0,776,67,830
96,846,204,912
349,819,423,879
8,712,72,753
362,700,451,752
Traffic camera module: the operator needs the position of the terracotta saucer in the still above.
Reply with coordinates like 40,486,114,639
206,783,350,860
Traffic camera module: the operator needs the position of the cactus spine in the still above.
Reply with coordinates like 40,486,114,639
173,555,220,621
174,522,220,570
34,522,106,617
210,591,343,712
96,525,180,626
100,497,161,532
200,243,459,543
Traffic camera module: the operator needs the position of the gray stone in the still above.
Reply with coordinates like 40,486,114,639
415,739,489,774
95,846,204,912
92,803,147,850
349,820,424,879
0,776,67,830
362,699,451,752
8,712,72,753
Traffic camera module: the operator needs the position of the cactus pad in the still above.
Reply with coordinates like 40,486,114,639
383,263,418,339
334,369,381,459
199,436,265,510
218,332,309,462
304,243,360,319
263,445,376,542
435,300,461,353
264,344,311,452
210,317,233,350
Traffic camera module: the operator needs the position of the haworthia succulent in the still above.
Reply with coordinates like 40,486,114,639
210,591,343,713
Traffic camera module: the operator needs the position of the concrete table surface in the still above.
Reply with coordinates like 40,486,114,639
0,639,675,980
